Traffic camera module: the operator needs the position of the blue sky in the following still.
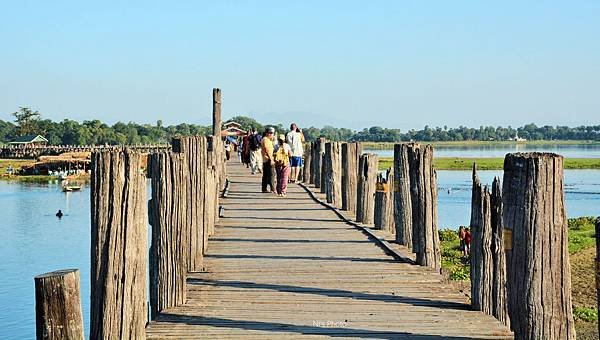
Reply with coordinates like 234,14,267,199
0,1,598,130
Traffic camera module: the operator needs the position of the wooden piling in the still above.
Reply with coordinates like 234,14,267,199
212,88,222,137
374,169,394,232
172,136,207,271
212,88,226,192
393,143,412,247
149,150,189,318
312,138,325,189
325,142,342,208
35,269,84,340
503,152,575,339
356,153,378,225
408,144,440,269
205,136,218,241
303,143,312,184
490,177,509,326
470,165,492,314
90,149,147,339
341,142,362,212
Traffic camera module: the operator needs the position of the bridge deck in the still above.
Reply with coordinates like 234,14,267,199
146,162,512,339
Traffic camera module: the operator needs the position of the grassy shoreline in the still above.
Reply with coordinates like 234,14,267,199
379,157,600,170
440,216,598,336
363,140,600,150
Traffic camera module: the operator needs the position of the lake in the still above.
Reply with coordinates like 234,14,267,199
368,143,600,158
1,169,599,338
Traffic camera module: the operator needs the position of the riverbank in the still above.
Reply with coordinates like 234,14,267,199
379,157,600,170
363,140,600,150
0,159,87,183
440,216,598,338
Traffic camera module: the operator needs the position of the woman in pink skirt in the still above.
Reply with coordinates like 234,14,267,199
273,134,293,196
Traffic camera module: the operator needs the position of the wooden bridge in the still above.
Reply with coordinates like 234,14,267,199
145,162,512,339
34,89,579,340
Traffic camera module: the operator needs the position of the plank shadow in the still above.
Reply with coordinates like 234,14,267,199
187,279,469,311
209,238,371,244
154,313,484,339
205,254,397,263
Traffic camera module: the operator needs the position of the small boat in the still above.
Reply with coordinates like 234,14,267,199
62,185,82,192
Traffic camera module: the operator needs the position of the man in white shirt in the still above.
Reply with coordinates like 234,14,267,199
286,123,304,183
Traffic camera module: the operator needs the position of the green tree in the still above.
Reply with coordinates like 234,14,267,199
12,107,41,136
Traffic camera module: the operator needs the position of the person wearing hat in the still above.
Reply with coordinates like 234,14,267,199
273,133,293,196
261,127,277,193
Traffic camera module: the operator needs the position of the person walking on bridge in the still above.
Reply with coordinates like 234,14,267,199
241,130,251,167
274,134,293,196
249,127,263,175
261,127,276,193
286,123,304,183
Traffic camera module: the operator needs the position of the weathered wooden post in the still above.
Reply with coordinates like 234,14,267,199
320,140,329,195
503,152,575,339
470,165,508,325
313,138,325,189
393,143,412,247
470,165,492,315
149,150,189,318
90,149,147,339
303,143,312,184
374,169,394,232
356,153,378,225
35,269,84,340
172,136,207,272
213,88,226,191
490,177,509,326
408,144,440,269
205,136,218,241
341,142,362,212
325,142,342,208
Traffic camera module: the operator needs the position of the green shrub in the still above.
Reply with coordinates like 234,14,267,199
573,306,598,322
439,228,460,242
449,265,470,281
568,217,596,231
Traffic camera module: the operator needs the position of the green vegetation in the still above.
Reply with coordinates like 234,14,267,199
2,108,600,145
440,217,598,282
574,307,598,323
440,217,599,336
439,228,470,281
0,159,35,173
568,217,597,254
378,157,600,171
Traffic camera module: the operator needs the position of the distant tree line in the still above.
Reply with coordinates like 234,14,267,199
1,108,599,145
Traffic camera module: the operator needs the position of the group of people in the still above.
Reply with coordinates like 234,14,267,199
240,123,304,197
458,226,472,258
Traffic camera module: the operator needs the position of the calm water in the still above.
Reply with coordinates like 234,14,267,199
1,170,599,338
369,143,600,158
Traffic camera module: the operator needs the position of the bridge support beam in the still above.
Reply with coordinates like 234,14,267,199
90,149,147,339
324,142,342,208
356,153,378,225
470,166,509,326
374,168,394,233
503,153,575,339
341,142,362,212
35,269,84,340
